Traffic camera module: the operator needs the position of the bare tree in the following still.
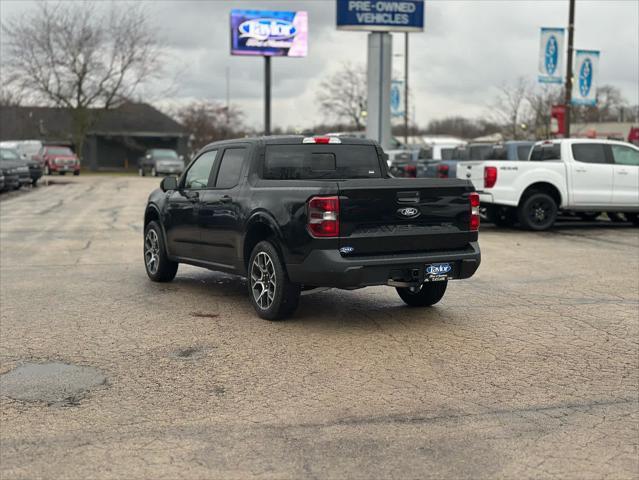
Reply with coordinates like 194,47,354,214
525,84,562,139
572,84,628,123
1,2,160,158
176,101,246,153
491,77,532,140
316,63,367,130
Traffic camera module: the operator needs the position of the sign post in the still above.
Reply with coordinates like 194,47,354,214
336,0,424,150
230,9,308,135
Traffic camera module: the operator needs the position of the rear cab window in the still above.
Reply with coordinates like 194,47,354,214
530,143,561,161
263,145,382,180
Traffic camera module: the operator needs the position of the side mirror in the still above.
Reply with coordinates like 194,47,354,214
160,176,178,192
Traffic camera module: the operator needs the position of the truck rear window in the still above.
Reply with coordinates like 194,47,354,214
530,144,561,161
263,145,382,180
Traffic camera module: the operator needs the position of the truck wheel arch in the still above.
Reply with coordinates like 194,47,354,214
243,214,284,270
144,205,171,258
519,182,562,208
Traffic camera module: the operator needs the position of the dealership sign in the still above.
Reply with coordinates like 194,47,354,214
538,27,565,84
230,10,308,57
572,50,600,106
336,0,424,32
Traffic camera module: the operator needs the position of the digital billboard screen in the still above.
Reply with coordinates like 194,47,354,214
230,9,308,57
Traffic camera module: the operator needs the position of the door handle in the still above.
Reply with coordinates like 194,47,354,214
617,170,629,175
575,168,587,173
184,190,199,202
219,195,232,203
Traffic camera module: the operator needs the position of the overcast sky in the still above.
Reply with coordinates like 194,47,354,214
2,0,638,129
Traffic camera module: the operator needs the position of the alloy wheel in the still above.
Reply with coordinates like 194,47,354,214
144,229,160,275
250,252,276,310
529,199,552,225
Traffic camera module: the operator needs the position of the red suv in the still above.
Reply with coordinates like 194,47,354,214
36,146,80,176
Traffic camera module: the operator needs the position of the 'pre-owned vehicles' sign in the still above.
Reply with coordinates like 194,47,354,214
230,10,308,57
336,0,424,32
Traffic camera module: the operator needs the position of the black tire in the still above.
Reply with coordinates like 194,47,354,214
396,281,448,307
577,211,601,221
59,172,66,176
248,240,300,320
151,166,158,177
606,212,625,223
623,213,639,227
485,205,517,227
73,170,80,176
144,221,178,282
32,178,38,187
517,192,557,231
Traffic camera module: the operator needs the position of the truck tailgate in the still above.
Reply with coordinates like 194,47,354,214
456,161,484,190
337,178,476,255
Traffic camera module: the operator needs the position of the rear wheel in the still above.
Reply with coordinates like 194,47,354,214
73,170,80,176
151,166,158,177
32,178,38,187
485,205,517,227
248,241,300,320
625,213,639,227
396,281,447,307
518,193,557,231
144,221,178,282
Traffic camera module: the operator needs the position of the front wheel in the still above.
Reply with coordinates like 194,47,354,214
144,221,178,282
248,241,300,320
396,281,448,307
485,205,517,227
518,193,557,231
73,170,80,176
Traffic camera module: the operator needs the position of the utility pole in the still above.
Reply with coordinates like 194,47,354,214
404,32,409,145
563,0,575,137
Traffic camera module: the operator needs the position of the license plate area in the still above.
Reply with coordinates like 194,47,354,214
424,263,454,282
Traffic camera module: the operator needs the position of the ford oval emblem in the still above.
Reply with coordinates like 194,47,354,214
545,35,558,75
579,58,593,97
397,207,420,219
238,19,297,41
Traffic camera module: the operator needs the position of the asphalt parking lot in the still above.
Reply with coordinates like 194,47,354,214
1,175,638,479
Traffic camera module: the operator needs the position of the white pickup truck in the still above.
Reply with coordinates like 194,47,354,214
456,139,639,230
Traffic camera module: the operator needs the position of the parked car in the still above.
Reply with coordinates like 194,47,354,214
34,145,80,175
425,142,493,179
138,149,184,176
0,164,20,192
0,148,31,188
0,140,44,162
456,139,639,229
143,135,481,320
0,147,43,186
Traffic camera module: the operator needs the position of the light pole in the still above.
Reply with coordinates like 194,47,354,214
404,32,409,145
563,0,575,137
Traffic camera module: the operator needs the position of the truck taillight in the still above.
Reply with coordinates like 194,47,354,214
470,192,480,231
484,166,498,188
437,164,449,178
307,196,339,237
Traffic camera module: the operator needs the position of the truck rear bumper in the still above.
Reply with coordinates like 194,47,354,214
287,242,481,288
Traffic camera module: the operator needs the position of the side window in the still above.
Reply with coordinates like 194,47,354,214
184,150,217,189
571,143,609,164
611,145,639,166
530,144,561,161
215,148,247,188
517,145,532,160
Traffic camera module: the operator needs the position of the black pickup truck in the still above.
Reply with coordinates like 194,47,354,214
143,136,481,320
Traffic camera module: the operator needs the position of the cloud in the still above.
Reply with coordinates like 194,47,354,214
2,0,637,130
